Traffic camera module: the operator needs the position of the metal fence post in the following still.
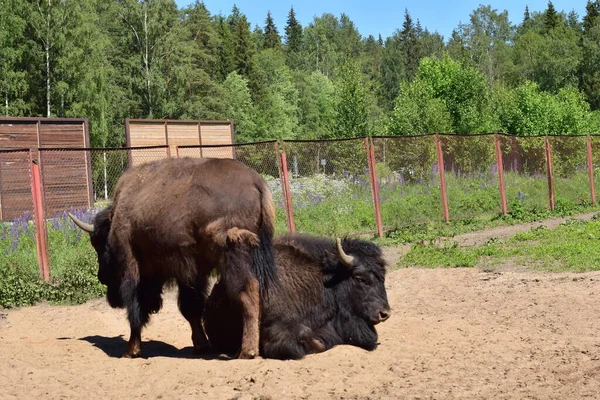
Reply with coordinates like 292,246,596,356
545,136,555,211
365,137,383,238
587,135,596,205
435,134,450,222
277,141,295,233
29,151,50,281
494,134,508,214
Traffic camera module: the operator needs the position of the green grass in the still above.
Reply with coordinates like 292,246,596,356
2,167,600,309
398,216,600,272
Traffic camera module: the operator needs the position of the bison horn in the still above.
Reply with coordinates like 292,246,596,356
336,238,355,267
68,213,94,233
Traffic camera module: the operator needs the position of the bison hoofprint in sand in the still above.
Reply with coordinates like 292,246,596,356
204,233,391,359
69,157,277,359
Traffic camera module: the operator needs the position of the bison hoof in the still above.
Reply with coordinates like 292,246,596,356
237,349,257,359
121,350,141,359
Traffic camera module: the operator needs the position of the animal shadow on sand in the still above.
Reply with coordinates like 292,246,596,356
74,336,230,360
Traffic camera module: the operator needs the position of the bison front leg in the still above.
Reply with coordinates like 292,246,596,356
177,280,211,355
121,278,164,358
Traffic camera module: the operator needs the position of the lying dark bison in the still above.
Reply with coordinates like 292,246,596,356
69,157,277,359
203,233,391,359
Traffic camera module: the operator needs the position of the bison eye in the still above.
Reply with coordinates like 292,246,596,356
354,275,368,284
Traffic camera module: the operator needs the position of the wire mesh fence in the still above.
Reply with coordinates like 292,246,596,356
282,138,374,236
498,135,550,213
4,133,600,282
548,135,593,208
0,149,47,279
440,134,502,220
371,136,443,228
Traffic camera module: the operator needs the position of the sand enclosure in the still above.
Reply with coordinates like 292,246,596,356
2,263,600,399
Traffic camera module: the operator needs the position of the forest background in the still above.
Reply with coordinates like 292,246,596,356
1,0,600,146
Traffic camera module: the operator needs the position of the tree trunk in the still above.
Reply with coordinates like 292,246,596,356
45,1,51,118
143,3,152,118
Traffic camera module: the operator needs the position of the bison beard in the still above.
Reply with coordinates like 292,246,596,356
70,157,277,359
204,233,391,360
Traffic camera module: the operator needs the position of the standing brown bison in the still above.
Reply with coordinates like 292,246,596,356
203,233,391,359
69,157,277,359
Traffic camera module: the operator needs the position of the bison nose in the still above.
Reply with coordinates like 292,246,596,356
379,308,391,322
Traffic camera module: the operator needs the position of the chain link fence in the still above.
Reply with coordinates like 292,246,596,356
549,135,593,208
3,134,600,281
371,136,442,228
498,135,550,213
282,138,374,237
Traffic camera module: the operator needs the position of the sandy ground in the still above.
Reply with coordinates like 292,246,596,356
1,263,599,399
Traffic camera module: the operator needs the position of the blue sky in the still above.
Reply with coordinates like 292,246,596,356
175,0,587,41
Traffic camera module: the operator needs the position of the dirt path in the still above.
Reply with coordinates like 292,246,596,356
1,265,599,399
381,211,599,266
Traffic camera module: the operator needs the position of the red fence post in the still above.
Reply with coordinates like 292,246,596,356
277,141,295,233
545,136,555,211
435,134,450,222
29,151,50,281
494,134,508,214
587,135,596,205
365,138,383,238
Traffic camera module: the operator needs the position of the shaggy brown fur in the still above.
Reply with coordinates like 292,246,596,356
204,233,391,360
74,157,277,359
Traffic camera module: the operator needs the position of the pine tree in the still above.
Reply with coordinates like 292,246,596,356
581,0,600,109
215,15,236,81
544,1,561,32
583,1,600,32
263,11,281,50
231,14,256,79
177,0,224,119
400,9,422,80
284,7,302,53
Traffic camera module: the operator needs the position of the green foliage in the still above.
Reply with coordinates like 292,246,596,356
388,79,453,135
0,221,104,308
283,6,303,69
417,55,497,133
294,70,335,138
0,0,28,116
253,49,299,139
497,82,594,134
0,1,599,145
263,11,281,50
332,60,371,138
222,71,257,141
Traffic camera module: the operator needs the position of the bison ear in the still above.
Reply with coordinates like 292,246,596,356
336,238,355,268
68,213,94,233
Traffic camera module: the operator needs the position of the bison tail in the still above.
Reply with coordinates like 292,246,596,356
252,182,278,295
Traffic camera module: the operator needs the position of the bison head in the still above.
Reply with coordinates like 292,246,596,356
69,207,123,308
334,238,391,326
